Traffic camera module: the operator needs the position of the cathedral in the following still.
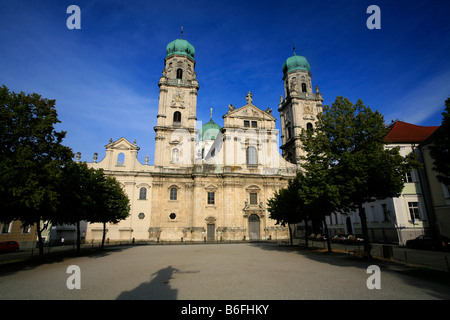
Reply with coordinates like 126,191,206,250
85,36,323,242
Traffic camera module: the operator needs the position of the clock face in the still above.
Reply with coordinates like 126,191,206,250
171,90,185,107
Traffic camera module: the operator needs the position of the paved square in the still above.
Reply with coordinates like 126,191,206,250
0,243,449,300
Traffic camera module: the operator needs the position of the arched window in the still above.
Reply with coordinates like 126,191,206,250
139,187,147,200
176,68,183,80
173,111,181,125
246,146,257,165
287,126,292,139
307,122,313,131
301,83,307,93
170,188,177,200
117,153,125,166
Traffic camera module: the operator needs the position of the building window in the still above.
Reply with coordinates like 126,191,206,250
370,205,377,222
22,224,31,234
138,213,145,220
404,171,413,183
251,121,257,128
307,122,313,131
301,83,307,93
207,192,215,205
176,68,183,80
1,222,12,234
408,202,420,221
250,193,258,205
244,120,250,127
287,126,292,139
139,187,147,200
117,153,125,166
170,188,178,201
246,146,257,165
173,111,181,126
381,203,390,222
169,213,177,220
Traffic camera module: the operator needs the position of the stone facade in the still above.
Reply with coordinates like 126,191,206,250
85,38,322,243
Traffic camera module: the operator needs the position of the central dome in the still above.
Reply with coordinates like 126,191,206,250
200,119,221,141
282,53,310,75
166,38,195,60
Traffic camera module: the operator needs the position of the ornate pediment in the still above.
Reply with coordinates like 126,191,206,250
224,104,276,121
105,137,140,151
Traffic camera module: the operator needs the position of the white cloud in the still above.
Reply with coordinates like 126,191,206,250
385,70,450,125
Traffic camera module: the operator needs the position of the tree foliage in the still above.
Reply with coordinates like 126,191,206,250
0,85,130,254
429,97,450,185
0,85,73,254
300,97,420,255
89,174,130,249
267,174,306,245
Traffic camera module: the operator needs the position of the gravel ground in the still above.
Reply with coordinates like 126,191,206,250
0,242,449,300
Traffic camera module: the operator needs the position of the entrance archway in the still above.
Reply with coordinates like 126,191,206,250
248,214,260,240
207,224,215,241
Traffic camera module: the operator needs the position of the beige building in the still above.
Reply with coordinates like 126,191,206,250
419,130,450,238
84,36,323,243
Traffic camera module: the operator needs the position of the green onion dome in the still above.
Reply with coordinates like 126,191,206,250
166,38,195,60
282,53,310,75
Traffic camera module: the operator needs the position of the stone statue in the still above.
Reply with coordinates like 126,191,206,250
246,91,253,104
172,148,179,164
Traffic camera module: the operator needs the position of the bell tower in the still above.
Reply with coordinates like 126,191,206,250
154,34,199,168
278,47,323,164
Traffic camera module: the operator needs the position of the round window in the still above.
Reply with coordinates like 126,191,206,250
169,213,176,220
138,212,145,220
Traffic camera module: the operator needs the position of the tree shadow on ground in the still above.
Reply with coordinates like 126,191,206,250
116,265,179,300
0,246,131,277
252,242,450,299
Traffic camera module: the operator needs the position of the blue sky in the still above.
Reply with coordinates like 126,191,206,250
1,0,449,164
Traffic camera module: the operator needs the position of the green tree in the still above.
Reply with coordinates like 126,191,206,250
301,97,419,256
267,173,309,246
90,174,130,249
56,162,100,253
429,97,450,185
0,85,73,255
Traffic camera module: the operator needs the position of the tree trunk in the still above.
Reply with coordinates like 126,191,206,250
323,219,332,253
304,220,309,248
101,222,106,250
36,220,44,256
76,221,81,254
358,203,371,258
288,223,293,246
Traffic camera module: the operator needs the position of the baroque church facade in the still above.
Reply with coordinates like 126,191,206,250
85,36,323,243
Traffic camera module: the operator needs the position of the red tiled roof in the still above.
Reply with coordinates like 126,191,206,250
385,121,439,143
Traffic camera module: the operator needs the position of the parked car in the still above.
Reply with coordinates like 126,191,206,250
406,235,450,251
0,241,20,253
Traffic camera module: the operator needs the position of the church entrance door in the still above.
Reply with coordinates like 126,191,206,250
248,214,260,241
207,224,215,241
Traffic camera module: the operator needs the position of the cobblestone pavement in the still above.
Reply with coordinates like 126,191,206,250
0,242,449,300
